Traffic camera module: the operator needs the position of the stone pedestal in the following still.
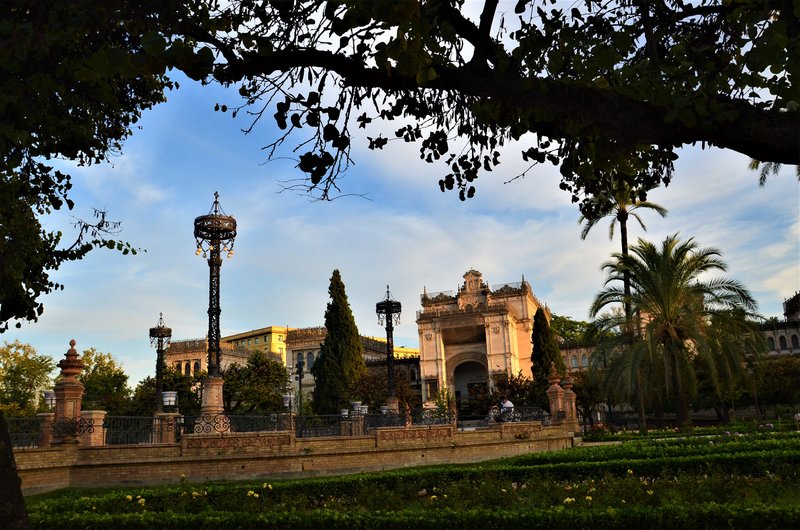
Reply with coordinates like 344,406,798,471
200,376,225,415
153,412,181,444
545,364,564,426
52,340,85,445
37,413,54,448
560,376,580,433
80,411,107,446
386,396,400,413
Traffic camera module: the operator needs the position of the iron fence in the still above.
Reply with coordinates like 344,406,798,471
6,417,39,449
103,416,169,445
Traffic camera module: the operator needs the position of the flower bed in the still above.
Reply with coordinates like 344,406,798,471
27,433,800,529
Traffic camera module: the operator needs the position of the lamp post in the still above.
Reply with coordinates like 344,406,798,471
194,192,236,414
376,286,401,406
295,355,305,415
149,313,172,413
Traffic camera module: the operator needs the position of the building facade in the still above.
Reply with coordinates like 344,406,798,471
760,291,800,356
415,269,550,406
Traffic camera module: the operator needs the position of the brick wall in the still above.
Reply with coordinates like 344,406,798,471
14,422,576,495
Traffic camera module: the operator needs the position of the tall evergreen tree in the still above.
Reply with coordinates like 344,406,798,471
531,310,565,406
311,270,365,414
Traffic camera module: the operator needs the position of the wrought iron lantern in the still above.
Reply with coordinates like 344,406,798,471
149,313,172,413
376,286,402,398
194,192,237,378
43,390,56,410
162,391,178,409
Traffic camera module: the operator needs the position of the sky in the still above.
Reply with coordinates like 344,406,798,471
5,55,799,387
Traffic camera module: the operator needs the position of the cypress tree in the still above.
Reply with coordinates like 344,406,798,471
311,270,366,414
531,309,565,405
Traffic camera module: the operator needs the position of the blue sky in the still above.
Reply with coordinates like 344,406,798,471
5,72,799,386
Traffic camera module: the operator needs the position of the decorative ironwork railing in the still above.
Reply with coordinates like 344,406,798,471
6,417,39,449
488,406,551,425
103,416,172,445
51,417,95,438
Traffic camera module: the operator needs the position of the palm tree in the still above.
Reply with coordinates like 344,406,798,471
590,234,762,429
580,181,667,431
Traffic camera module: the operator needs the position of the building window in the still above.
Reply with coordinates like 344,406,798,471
185,362,191,375
176,363,182,375
779,336,788,350
306,351,314,368
427,380,439,397
279,347,284,354
194,361,200,374
581,355,588,367
792,335,799,349
571,356,578,368
768,337,776,350
264,335,269,343
247,338,252,346
254,337,259,345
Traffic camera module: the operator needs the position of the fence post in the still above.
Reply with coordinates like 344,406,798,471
80,411,106,446
52,340,85,445
545,364,564,426
560,376,580,433
37,412,54,448
153,412,180,444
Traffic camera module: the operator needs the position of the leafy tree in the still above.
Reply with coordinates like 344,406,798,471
222,351,289,414
78,348,131,415
351,366,419,414
531,310,565,406
550,314,594,346
570,369,605,428
128,368,202,417
579,180,667,432
0,341,55,416
590,234,761,428
0,0,177,333
174,0,798,204
311,270,366,414
757,356,800,414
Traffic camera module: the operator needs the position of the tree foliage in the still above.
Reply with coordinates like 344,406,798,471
311,270,366,414
550,314,594,347
129,368,203,416
590,234,764,428
531,309,565,406
351,365,420,413
176,0,799,205
0,0,176,332
0,340,55,416
222,351,289,413
78,348,131,415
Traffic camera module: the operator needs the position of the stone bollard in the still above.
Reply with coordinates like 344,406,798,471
80,411,107,446
37,412,54,448
545,363,564,425
153,412,181,444
560,376,580,433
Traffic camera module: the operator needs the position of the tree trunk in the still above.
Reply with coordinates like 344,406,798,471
0,413,31,530
636,370,648,434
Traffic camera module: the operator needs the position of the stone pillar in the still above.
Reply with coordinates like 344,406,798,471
37,412,54,448
80,410,106,446
545,364,564,426
153,412,181,444
52,340,85,445
561,376,580,433
386,396,400,413
200,376,225,415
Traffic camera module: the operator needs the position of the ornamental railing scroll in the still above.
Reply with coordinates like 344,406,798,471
489,406,551,426
51,417,95,438
413,408,456,426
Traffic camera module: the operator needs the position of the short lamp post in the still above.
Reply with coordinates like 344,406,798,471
376,286,401,401
194,192,236,415
43,390,56,410
295,356,305,415
149,313,172,413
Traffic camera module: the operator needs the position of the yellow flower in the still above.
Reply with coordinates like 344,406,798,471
563,497,576,504
647,490,654,496
138,498,145,506
430,495,438,501
627,469,634,475
247,490,255,496
125,495,132,501
253,493,259,498
585,496,593,502
263,483,272,490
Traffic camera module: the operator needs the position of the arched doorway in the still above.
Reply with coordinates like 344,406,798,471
452,361,488,417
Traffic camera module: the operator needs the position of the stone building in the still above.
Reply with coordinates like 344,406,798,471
165,325,420,406
415,269,550,406
760,291,800,356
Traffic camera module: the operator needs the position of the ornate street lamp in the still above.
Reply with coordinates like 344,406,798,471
295,356,305,415
194,192,236,414
376,286,401,401
149,313,172,413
